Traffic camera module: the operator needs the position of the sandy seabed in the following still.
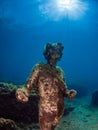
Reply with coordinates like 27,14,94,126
56,96,98,130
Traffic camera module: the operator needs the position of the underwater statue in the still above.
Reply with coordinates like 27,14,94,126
16,43,77,130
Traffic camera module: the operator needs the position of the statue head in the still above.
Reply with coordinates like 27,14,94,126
43,43,64,66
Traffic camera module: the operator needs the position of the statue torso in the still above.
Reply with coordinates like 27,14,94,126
36,63,65,117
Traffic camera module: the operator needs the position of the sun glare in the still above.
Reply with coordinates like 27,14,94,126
39,0,88,20
57,0,79,11
58,0,74,10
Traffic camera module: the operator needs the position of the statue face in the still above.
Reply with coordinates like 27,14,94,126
49,49,61,62
43,43,64,65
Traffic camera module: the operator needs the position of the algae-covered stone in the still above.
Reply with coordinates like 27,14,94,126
0,118,18,130
0,82,38,123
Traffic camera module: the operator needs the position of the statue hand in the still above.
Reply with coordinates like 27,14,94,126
16,88,29,103
68,89,77,100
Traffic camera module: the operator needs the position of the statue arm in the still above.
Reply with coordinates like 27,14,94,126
24,63,40,96
57,66,77,99
16,63,41,102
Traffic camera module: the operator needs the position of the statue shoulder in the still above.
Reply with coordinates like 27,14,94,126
33,62,45,71
56,66,64,73
56,66,66,82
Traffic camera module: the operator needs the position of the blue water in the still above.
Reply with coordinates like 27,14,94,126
0,0,98,90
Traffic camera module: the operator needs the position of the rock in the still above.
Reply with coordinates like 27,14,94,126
0,82,38,123
91,90,98,106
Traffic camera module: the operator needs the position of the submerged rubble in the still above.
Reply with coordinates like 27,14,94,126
0,118,18,130
0,82,38,124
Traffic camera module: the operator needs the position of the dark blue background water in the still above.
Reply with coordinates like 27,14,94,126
0,0,98,90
